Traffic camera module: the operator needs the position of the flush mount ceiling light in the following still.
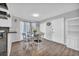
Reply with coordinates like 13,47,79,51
32,13,39,17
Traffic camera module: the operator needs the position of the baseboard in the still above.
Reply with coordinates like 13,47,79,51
44,38,79,51
51,40,65,46
66,46,79,52
44,38,65,46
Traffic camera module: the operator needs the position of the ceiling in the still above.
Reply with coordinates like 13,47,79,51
7,3,79,22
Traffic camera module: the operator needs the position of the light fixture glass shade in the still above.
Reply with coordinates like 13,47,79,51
32,13,39,17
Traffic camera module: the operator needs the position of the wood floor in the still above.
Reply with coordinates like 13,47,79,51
10,39,79,56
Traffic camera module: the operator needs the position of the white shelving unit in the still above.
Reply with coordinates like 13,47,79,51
66,17,79,51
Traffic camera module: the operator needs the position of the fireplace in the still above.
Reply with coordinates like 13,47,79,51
0,27,9,56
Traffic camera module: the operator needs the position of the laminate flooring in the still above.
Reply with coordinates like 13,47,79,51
10,39,79,56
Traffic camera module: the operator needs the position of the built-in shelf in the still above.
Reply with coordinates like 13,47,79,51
68,31,79,34
66,17,79,51
67,17,79,38
68,19,79,26
68,24,79,27
68,31,79,32
68,29,79,31
67,17,79,37
68,20,79,32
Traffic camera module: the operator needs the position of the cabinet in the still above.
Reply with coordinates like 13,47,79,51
66,17,79,51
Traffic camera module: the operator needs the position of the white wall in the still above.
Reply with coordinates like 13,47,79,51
40,17,65,44
0,18,11,27
40,22,47,38
10,16,21,42
51,18,64,44
8,33,12,56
